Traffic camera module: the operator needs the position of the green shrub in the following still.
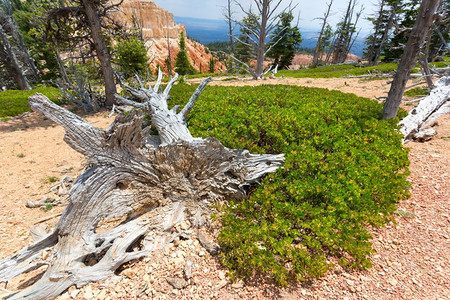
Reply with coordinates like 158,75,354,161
278,63,399,79
168,84,410,285
404,86,429,97
0,86,62,117
115,38,149,78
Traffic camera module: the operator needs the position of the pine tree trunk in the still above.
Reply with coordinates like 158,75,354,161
0,24,30,90
313,1,333,67
82,0,117,107
381,0,443,119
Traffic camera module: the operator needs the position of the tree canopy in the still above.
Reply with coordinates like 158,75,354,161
267,11,303,70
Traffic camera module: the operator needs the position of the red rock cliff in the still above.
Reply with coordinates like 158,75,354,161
114,0,224,74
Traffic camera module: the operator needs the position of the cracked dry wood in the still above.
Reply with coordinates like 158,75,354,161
0,73,284,300
399,76,450,143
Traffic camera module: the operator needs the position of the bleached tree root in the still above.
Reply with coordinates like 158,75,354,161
0,73,284,300
399,76,450,143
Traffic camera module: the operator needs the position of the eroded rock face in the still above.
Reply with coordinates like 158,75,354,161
114,0,224,73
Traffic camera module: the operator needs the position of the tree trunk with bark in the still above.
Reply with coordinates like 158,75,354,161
0,72,284,300
312,0,333,67
381,0,443,119
1,2,40,79
0,24,31,90
82,0,117,107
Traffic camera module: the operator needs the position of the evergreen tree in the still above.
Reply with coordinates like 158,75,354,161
382,0,448,62
266,11,302,70
364,0,397,65
208,57,215,73
175,32,195,75
428,0,449,59
115,38,148,78
235,15,258,67
382,0,419,61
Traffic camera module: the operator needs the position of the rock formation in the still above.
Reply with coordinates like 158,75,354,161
114,0,224,74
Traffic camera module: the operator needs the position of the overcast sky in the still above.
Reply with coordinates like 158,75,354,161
152,0,374,32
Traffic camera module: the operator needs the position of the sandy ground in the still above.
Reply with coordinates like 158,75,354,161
190,76,394,100
0,78,448,299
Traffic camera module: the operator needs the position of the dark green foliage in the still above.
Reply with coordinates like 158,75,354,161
277,63,399,78
206,41,231,53
382,0,419,61
382,0,449,61
0,86,61,117
295,47,316,55
11,0,67,80
168,84,410,285
267,12,303,69
235,15,258,65
114,38,149,78
363,0,396,64
208,57,215,73
429,0,449,59
404,86,429,97
175,32,195,75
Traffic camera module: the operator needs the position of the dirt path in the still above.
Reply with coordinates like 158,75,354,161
189,76,396,100
0,80,448,299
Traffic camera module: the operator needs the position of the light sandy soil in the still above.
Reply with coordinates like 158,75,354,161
0,78,448,300
191,76,395,100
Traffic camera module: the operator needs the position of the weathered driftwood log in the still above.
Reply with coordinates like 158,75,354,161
399,76,450,143
0,73,284,299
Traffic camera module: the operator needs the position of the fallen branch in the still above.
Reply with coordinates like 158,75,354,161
0,70,285,300
399,76,450,143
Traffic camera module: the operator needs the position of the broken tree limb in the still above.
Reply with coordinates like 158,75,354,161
0,70,284,300
399,76,450,143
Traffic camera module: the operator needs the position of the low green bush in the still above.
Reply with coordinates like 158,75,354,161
404,86,429,97
186,72,225,79
278,63,399,79
0,86,62,117
168,84,410,284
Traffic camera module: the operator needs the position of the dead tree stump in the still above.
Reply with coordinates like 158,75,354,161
0,73,284,299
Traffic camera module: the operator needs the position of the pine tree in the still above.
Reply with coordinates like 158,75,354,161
266,11,302,70
235,15,258,67
208,57,215,73
364,0,397,65
175,32,195,75
382,0,420,61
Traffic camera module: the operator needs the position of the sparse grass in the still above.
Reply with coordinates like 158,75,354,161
186,72,226,79
395,209,416,218
0,86,62,117
404,87,429,97
221,77,239,81
0,117,11,121
43,203,54,211
45,176,59,183
17,153,25,158
277,63,400,79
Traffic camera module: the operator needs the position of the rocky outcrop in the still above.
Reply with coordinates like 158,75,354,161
114,0,224,74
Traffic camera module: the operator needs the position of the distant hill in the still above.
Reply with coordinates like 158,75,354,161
175,16,367,57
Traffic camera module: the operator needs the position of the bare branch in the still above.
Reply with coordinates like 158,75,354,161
163,73,179,98
153,68,164,93
180,77,213,120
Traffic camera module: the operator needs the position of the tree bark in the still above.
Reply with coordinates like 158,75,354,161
0,72,284,300
1,3,40,79
81,0,117,107
313,0,333,67
399,76,449,143
0,24,31,90
373,4,396,65
381,0,443,119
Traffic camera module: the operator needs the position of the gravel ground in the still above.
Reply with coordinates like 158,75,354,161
0,79,448,300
